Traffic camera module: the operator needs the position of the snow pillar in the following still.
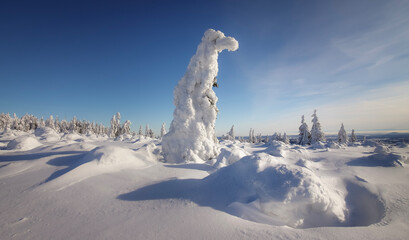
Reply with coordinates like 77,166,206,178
162,29,239,163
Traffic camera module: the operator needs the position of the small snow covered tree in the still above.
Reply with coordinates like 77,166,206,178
338,123,348,144
138,125,143,137
122,120,132,135
283,132,290,144
160,123,167,138
162,29,238,163
69,116,77,133
350,129,357,142
109,113,121,138
298,115,311,145
310,110,325,143
228,125,235,141
145,124,150,138
46,115,55,130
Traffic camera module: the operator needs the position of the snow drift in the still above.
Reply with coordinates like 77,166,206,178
208,154,347,228
162,29,238,163
6,135,42,150
83,145,154,167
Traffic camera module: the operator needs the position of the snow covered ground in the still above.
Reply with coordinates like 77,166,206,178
1,129,409,239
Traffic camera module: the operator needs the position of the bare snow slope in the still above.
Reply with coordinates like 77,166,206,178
1,131,409,239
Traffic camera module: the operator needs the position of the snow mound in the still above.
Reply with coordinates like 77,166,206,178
265,140,288,157
61,133,84,141
83,145,151,167
7,135,42,150
214,145,249,168
34,127,60,141
374,144,391,154
205,154,346,228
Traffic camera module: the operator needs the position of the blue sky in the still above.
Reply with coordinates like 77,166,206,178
1,0,408,136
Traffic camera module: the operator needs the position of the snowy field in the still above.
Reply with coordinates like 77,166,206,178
1,128,409,239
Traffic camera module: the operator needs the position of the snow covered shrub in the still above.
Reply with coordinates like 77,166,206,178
162,29,238,163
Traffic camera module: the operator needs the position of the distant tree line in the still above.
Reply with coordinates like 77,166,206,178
0,112,166,139
223,109,358,145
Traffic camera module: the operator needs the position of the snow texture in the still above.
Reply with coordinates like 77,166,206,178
162,29,238,163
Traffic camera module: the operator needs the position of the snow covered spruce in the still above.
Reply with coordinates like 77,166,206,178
162,29,239,163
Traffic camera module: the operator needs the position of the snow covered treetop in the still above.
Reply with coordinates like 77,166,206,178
203,29,239,52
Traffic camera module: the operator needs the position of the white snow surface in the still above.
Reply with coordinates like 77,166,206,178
1,130,409,239
162,29,238,163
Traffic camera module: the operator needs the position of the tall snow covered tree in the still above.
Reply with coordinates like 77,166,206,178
160,123,167,138
350,129,357,142
298,115,311,145
162,29,238,163
338,123,348,144
310,110,325,143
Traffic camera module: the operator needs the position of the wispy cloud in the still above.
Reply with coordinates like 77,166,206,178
232,1,409,134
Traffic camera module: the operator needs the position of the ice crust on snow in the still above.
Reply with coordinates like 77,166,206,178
162,29,238,163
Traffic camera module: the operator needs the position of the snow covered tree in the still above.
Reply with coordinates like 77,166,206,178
12,113,23,131
350,129,357,142
145,124,150,138
310,110,325,143
248,128,256,143
122,120,132,135
138,125,143,137
283,132,290,144
160,123,167,138
222,125,235,141
228,125,235,141
256,133,262,143
298,115,311,145
162,29,238,163
338,123,348,144
0,113,12,131
45,115,55,130
109,113,121,138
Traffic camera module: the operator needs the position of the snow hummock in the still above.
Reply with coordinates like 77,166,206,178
162,29,238,163
34,127,60,142
208,153,347,228
6,135,42,150
84,145,149,166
